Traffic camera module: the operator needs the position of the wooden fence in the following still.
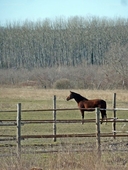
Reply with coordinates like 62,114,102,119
0,93,128,157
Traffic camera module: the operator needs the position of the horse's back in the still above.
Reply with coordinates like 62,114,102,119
81,98,106,109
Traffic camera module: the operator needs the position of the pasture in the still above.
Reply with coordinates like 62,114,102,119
0,87,128,169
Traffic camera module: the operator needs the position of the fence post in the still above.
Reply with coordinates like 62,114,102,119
53,95,56,142
112,93,116,139
95,107,101,158
16,103,21,158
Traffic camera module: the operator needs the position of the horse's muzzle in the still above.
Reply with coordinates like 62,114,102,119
66,97,69,101
66,96,70,101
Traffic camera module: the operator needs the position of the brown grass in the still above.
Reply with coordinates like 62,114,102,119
0,148,128,170
0,87,128,101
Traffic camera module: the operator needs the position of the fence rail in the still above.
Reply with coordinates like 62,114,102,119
0,107,128,113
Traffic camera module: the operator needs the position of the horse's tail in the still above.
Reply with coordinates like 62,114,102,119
103,100,107,114
101,100,107,124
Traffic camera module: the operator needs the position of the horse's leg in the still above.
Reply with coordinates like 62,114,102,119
105,114,107,124
80,110,84,124
104,111,107,124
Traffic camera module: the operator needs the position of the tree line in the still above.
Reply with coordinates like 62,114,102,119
0,16,128,69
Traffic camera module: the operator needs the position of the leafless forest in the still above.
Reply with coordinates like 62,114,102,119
0,16,128,89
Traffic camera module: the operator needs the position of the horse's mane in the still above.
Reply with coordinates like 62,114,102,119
72,92,88,101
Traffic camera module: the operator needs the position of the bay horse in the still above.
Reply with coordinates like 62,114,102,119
66,91,107,124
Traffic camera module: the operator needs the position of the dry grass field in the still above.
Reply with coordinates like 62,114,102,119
0,87,128,170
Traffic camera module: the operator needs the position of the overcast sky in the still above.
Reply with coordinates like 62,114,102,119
0,0,128,25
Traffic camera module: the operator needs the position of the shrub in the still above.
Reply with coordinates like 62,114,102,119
53,78,71,89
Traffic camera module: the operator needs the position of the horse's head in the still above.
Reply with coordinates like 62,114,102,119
66,91,75,101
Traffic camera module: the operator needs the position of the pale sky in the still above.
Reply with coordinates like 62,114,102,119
0,0,128,25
